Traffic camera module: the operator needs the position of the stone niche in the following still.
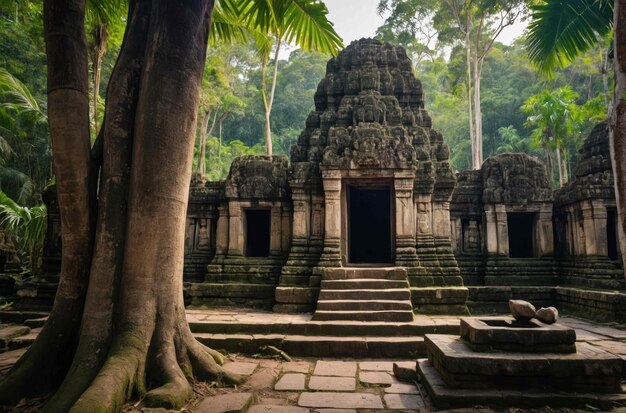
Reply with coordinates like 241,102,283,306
188,155,291,309
451,153,557,289
554,122,624,291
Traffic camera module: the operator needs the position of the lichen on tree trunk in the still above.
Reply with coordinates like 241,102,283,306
0,0,242,411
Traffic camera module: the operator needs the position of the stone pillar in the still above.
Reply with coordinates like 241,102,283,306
310,193,325,249
316,174,342,268
534,205,554,257
394,177,418,266
592,200,608,256
414,194,435,274
281,204,291,254
484,204,508,256
227,202,243,256
270,205,282,256
215,205,229,257
580,200,606,256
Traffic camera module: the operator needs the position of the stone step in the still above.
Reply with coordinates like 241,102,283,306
318,288,411,301
24,317,47,328
188,318,460,337
312,310,414,322
321,279,409,289
193,333,425,358
322,267,408,281
316,299,413,311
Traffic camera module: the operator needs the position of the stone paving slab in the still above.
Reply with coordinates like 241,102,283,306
298,392,384,409
275,373,307,391
248,406,309,413
313,361,357,377
312,410,357,413
384,393,423,410
223,361,259,375
384,382,419,394
283,361,311,373
358,371,393,385
308,376,356,391
195,393,254,413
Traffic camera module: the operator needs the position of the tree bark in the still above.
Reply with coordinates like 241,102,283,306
261,39,281,156
473,54,483,167
611,0,626,281
0,0,94,403
1,0,243,410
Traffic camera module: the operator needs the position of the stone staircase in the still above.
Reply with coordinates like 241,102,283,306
313,268,414,322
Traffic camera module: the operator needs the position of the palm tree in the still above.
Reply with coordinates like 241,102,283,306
521,86,579,187
0,68,50,204
236,0,344,155
0,191,46,276
526,0,626,278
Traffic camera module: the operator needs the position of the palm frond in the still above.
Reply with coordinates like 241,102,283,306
526,0,613,78
0,68,46,120
85,0,128,26
281,0,344,55
240,0,344,55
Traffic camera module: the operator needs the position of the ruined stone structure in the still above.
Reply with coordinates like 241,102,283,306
186,39,468,317
450,123,624,319
26,39,625,322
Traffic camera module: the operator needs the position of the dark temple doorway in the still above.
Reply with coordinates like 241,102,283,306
245,209,271,257
348,186,392,264
507,212,534,258
607,208,618,260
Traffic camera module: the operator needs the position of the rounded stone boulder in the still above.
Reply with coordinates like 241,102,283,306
509,299,537,321
536,306,559,324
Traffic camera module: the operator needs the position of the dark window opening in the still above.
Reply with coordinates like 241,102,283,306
607,208,618,260
508,213,534,258
245,209,271,257
348,186,392,264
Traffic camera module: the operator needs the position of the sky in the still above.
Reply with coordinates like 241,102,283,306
324,0,527,47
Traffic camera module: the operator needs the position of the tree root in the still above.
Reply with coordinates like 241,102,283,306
61,327,242,412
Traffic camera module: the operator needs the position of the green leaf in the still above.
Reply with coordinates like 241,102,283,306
526,0,613,78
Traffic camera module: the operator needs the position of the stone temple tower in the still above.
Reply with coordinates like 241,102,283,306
274,38,468,316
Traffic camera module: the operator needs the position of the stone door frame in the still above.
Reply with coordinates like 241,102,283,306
342,177,395,266
318,168,417,269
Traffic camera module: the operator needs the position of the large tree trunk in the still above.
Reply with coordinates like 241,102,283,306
1,0,243,411
611,0,626,281
0,0,94,403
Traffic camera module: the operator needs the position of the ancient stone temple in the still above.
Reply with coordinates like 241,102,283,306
187,38,468,317
30,39,624,322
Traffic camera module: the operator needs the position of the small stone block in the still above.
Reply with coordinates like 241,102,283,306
384,382,419,394
298,392,383,409
358,361,394,371
313,410,357,413
283,361,311,373
313,361,357,377
195,393,254,413
309,376,356,391
359,371,393,385
384,394,423,410
248,406,309,413
223,361,259,376
275,373,307,391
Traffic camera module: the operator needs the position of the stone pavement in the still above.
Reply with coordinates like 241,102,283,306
191,358,425,413
2,309,626,411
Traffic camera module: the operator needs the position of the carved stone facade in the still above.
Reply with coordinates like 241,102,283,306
186,39,468,313
34,40,624,321
554,122,623,292
450,125,623,317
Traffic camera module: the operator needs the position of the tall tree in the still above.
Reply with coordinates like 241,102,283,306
0,1,244,411
437,0,528,170
526,0,626,281
240,0,343,155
